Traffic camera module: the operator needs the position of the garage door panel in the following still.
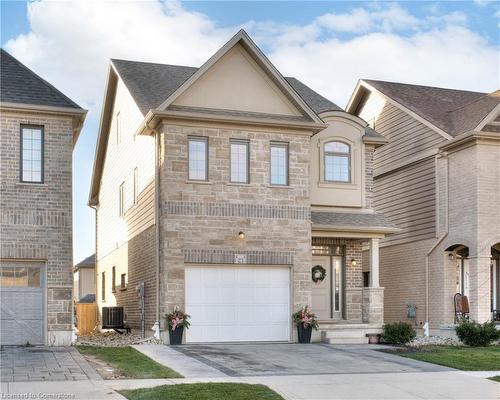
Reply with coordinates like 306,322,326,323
1,261,45,346
185,266,290,343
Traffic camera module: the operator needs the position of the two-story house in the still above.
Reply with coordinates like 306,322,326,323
0,49,86,345
89,30,397,343
348,80,500,335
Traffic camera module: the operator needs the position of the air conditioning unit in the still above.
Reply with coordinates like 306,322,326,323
102,306,126,330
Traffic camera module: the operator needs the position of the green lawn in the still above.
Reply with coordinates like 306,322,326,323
398,345,500,371
119,383,283,400
76,346,182,379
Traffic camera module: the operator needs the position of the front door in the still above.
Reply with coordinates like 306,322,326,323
311,255,342,320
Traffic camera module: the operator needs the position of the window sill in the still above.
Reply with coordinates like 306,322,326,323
111,289,116,294
16,182,46,187
120,287,127,291
318,181,357,189
227,182,250,186
186,180,212,185
267,184,291,189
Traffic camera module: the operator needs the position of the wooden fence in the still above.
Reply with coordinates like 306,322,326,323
75,303,97,335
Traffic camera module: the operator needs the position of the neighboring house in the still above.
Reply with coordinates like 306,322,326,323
73,254,96,302
89,30,397,344
0,49,86,345
347,80,500,334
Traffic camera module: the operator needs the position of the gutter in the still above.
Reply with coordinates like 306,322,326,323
424,152,449,330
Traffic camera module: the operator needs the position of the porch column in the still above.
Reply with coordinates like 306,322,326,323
469,255,491,323
362,238,384,324
369,238,380,288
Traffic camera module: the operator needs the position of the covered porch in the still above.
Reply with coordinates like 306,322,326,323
310,210,399,343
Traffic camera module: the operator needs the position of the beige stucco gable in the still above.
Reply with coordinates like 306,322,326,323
172,44,302,117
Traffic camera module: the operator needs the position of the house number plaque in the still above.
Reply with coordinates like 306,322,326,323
234,254,247,264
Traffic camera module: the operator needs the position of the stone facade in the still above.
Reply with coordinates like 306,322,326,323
0,110,74,345
158,123,313,324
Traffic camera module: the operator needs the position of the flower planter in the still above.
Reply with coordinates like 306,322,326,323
366,333,381,344
297,325,313,343
169,326,184,345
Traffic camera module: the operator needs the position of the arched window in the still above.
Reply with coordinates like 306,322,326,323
324,141,350,183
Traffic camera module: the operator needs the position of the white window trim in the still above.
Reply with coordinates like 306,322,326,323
187,136,209,182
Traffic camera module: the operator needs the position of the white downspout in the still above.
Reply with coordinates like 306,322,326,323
424,153,449,335
153,129,161,339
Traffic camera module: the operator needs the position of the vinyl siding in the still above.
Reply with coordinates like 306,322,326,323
96,78,155,260
356,90,446,244
95,77,156,328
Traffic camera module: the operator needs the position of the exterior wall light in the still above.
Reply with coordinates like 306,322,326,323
238,231,245,240
351,259,357,267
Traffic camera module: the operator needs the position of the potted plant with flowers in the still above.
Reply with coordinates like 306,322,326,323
165,306,190,345
292,306,319,343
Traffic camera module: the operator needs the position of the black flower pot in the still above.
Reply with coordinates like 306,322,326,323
169,326,184,345
297,325,313,343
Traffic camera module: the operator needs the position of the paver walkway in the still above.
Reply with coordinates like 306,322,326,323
0,346,100,382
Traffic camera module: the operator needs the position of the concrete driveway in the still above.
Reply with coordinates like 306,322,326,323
168,343,450,376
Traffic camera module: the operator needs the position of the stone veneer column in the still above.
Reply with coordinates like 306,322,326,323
468,255,491,323
362,238,384,324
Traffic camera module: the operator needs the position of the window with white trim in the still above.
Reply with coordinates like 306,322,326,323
230,139,249,183
133,167,138,205
270,142,288,185
21,125,43,183
324,141,350,183
188,137,208,181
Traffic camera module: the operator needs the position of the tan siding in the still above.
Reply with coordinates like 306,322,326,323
374,158,436,244
356,91,444,244
96,78,155,261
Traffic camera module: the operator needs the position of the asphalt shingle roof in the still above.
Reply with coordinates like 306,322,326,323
75,254,95,268
111,58,342,116
363,79,499,137
311,211,397,230
1,48,82,109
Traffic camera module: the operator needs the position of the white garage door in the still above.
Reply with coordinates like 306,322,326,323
0,261,45,345
185,266,290,342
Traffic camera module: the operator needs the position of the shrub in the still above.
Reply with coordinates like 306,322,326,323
382,322,416,344
455,320,500,346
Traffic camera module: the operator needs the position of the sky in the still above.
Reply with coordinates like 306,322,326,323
1,0,499,263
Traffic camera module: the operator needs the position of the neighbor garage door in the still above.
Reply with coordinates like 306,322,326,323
185,266,290,342
0,261,45,345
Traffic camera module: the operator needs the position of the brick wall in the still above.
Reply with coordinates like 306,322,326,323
0,110,74,344
158,123,312,322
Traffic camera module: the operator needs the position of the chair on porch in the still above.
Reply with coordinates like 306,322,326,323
454,293,470,323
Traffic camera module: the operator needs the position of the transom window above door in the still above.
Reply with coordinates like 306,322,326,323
324,141,350,183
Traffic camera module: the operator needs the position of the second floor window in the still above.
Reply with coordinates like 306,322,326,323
188,137,208,181
230,140,249,183
119,182,125,216
21,125,44,183
324,141,350,183
101,272,106,302
270,142,288,186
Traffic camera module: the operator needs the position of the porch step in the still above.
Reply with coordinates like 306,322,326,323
323,336,370,344
320,323,381,345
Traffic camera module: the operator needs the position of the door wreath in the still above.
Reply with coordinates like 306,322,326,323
312,265,327,283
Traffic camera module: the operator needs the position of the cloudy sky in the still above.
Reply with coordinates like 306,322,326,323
1,0,499,263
